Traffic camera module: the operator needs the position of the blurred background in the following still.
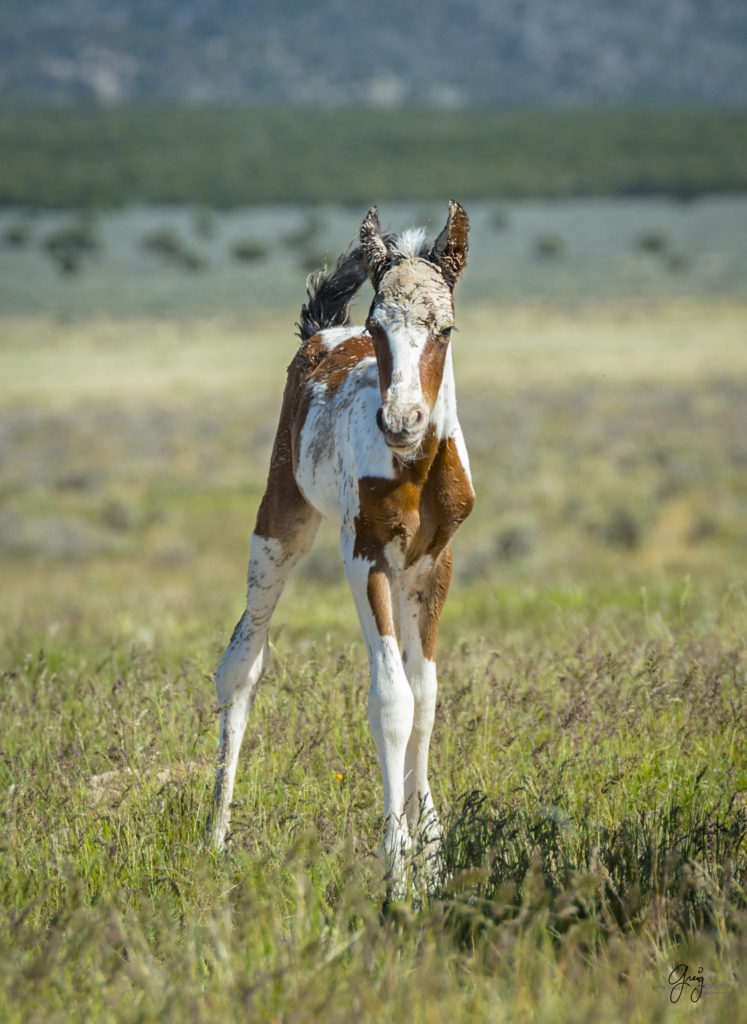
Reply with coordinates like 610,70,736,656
1,0,746,646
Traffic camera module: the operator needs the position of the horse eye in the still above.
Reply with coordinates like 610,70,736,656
439,327,453,342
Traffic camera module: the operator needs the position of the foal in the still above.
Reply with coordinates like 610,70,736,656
208,202,474,888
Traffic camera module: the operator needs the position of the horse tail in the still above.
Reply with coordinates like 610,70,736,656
295,245,369,342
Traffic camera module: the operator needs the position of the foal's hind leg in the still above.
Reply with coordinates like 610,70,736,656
399,548,453,871
208,481,319,849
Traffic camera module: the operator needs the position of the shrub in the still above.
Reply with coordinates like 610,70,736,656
192,206,215,240
534,233,565,259
231,239,269,263
4,220,31,246
283,215,323,250
495,524,534,562
603,507,642,549
637,231,669,254
42,216,99,273
298,248,326,274
142,228,205,271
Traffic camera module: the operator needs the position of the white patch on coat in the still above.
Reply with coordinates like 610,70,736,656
295,356,396,523
317,324,367,349
378,316,429,410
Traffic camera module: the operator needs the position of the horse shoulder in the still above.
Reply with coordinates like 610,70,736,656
291,332,380,518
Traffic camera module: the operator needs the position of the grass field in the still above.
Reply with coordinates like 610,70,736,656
1,203,746,1019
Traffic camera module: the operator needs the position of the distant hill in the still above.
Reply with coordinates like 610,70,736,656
1,0,746,108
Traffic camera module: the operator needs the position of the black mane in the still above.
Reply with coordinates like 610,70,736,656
296,245,369,341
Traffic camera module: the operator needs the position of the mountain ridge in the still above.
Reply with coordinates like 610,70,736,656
2,0,746,108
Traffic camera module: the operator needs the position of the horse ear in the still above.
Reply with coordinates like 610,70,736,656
360,206,391,289
430,200,469,289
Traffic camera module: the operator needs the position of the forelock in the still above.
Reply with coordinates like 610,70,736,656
394,227,428,258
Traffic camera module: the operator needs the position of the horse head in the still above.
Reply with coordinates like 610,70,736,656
360,202,469,458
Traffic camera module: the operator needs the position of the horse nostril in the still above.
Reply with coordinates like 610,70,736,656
405,406,425,430
377,404,425,446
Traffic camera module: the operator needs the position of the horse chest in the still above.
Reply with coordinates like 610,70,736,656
354,434,474,571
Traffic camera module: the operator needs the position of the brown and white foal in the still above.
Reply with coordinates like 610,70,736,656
208,202,474,890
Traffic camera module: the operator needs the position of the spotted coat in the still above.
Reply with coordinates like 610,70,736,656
208,203,474,896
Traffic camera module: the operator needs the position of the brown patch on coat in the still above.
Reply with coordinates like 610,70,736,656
353,427,438,564
254,334,328,544
367,568,395,639
307,335,375,394
366,321,393,396
418,334,449,408
353,431,474,572
416,547,453,660
405,436,475,568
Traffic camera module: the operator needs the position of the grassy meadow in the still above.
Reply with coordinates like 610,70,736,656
1,198,746,1020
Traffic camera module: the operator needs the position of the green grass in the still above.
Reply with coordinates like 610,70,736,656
1,107,747,208
1,301,746,1020
1,599,745,1021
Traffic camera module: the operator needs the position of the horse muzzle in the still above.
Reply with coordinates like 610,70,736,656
376,403,426,455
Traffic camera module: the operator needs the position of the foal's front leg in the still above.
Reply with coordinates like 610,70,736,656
341,533,414,895
399,548,453,872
